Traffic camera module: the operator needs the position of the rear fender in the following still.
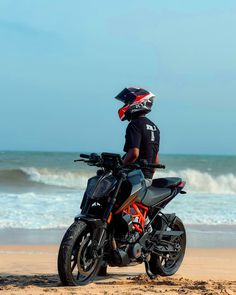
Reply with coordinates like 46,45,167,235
177,181,187,194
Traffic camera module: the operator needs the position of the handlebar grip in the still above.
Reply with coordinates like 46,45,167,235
157,164,165,169
80,153,90,159
148,163,166,169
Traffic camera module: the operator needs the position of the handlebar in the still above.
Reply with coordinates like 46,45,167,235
148,163,165,169
74,153,165,170
123,161,165,170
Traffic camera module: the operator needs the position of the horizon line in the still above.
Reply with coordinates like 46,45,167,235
0,149,236,157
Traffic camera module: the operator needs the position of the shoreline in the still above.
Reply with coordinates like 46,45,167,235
1,224,236,247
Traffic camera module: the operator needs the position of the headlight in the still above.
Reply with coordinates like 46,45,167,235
85,175,117,199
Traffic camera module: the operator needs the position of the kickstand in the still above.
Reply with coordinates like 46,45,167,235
144,260,157,280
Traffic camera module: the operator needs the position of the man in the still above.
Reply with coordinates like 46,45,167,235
98,87,160,276
116,87,160,186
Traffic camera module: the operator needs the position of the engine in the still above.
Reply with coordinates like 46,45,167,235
110,211,146,266
114,212,140,243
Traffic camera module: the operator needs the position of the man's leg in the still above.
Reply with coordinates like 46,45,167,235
97,261,108,276
145,178,152,187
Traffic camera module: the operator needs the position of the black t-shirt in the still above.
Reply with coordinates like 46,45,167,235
124,117,160,179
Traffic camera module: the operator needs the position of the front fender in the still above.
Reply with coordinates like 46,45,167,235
75,214,107,249
75,214,105,228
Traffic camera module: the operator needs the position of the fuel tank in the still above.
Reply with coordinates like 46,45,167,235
115,170,147,213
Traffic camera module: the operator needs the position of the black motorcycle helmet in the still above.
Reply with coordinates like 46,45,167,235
115,87,156,121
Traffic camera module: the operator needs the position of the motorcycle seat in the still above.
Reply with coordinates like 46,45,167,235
141,187,171,207
152,177,182,189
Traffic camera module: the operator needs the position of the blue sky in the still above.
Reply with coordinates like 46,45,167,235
0,0,235,154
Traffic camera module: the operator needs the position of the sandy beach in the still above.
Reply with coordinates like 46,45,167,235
0,245,235,294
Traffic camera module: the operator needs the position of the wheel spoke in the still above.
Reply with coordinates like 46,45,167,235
73,232,99,282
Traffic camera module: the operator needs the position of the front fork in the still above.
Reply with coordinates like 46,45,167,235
74,216,107,258
75,174,126,263
103,173,125,220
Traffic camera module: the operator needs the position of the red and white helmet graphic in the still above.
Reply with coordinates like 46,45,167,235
115,87,156,121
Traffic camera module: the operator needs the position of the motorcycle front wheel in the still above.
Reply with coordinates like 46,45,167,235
58,220,103,285
149,216,186,276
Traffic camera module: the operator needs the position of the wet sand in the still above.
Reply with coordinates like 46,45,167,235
1,224,236,247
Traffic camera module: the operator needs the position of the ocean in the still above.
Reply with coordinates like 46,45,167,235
0,151,236,230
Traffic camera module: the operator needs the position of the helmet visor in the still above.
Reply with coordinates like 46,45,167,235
115,88,136,104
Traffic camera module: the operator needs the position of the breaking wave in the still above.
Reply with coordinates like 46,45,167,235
156,169,236,195
0,167,91,189
0,167,236,194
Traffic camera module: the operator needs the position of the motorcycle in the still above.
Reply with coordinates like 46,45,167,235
58,152,187,285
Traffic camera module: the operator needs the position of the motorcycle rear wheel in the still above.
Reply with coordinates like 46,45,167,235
58,220,103,285
149,216,186,276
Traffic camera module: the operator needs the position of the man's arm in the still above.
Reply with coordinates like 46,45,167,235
123,121,141,165
123,148,140,165
155,153,159,164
